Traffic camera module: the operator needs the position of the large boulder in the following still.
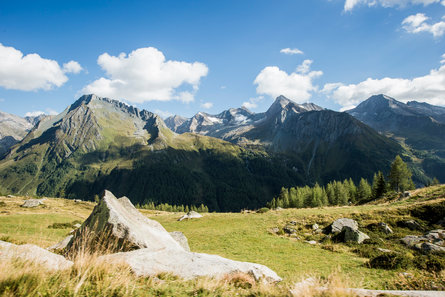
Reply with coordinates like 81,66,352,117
169,231,190,252
71,190,281,282
99,248,281,282
326,218,358,234
342,226,370,244
178,211,203,221
48,235,73,252
21,199,44,208
0,240,73,270
65,190,183,255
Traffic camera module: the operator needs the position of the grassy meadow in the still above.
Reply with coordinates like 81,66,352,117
0,185,444,296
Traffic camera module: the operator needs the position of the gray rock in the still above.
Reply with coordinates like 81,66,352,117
47,235,73,251
99,248,281,283
66,190,184,254
288,221,297,226
329,218,358,234
169,231,190,252
74,199,82,203
6,195,15,198
21,199,44,208
0,240,73,270
401,220,422,231
343,226,370,244
73,223,81,229
270,227,280,234
305,240,317,245
312,224,319,230
378,222,393,234
415,243,445,254
401,235,424,247
424,230,444,240
283,226,297,235
178,211,203,221
377,248,394,253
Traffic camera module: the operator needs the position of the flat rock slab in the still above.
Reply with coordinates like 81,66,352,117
66,190,183,254
349,288,445,297
99,248,282,283
0,240,73,271
178,211,203,221
21,199,44,208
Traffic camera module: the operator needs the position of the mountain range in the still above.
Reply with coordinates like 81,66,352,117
0,94,442,211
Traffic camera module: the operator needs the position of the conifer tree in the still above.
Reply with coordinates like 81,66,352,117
357,178,372,202
388,155,414,192
372,171,387,199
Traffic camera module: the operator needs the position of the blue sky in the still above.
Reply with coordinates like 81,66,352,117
0,0,444,118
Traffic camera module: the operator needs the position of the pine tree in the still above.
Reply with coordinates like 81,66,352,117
388,155,414,192
357,178,372,202
372,171,387,199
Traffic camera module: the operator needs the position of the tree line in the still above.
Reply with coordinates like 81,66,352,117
135,201,209,213
267,155,416,209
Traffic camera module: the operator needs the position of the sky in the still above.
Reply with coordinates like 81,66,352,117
0,0,444,118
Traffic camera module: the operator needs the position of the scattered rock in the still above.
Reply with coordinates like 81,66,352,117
304,240,317,245
401,235,423,247
6,195,15,198
378,222,393,234
275,207,283,211
326,218,358,234
66,190,184,255
312,224,319,230
283,226,297,235
0,240,73,270
270,227,280,234
398,220,422,231
288,221,297,226
343,226,370,244
377,248,394,253
415,242,445,254
99,248,281,282
403,191,411,197
21,199,44,208
169,231,190,252
178,211,203,221
48,235,73,252
73,199,82,203
73,223,81,229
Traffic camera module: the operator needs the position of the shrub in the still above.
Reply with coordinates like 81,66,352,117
369,253,412,270
414,255,445,272
0,201,6,207
256,207,270,213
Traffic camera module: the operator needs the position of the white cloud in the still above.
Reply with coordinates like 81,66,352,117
0,43,82,91
154,109,173,119
344,0,444,11
200,102,213,109
441,53,445,64
254,60,322,103
323,57,445,107
83,47,208,103
280,48,304,55
242,96,264,109
25,111,45,117
63,61,83,74
402,13,445,37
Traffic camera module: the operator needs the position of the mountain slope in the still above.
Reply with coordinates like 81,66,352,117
0,95,302,211
347,95,445,183
168,95,402,183
0,111,34,156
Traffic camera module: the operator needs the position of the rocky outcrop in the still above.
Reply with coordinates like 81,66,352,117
0,240,73,270
342,226,370,244
169,231,190,252
401,230,445,254
21,199,44,208
68,190,281,282
326,218,358,234
66,190,183,254
178,211,203,221
99,248,281,282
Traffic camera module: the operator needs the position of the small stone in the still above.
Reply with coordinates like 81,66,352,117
288,221,297,225
284,226,297,235
304,240,317,245
73,223,81,229
377,248,393,253
378,222,393,234
312,224,319,230
400,235,423,247
416,242,445,254
73,199,82,203
270,227,280,234
399,220,422,231
6,195,15,198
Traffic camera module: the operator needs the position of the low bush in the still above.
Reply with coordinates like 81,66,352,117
368,253,412,270
256,207,269,213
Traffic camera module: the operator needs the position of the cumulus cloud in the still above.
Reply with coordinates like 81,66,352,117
154,109,173,119
280,48,304,55
0,43,82,91
402,13,445,37
254,60,322,103
63,61,83,74
242,96,264,109
344,0,444,11
441,53,445,64
83,47,208,103
25,108,59,117
200,102,213,109
323,56,445,107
